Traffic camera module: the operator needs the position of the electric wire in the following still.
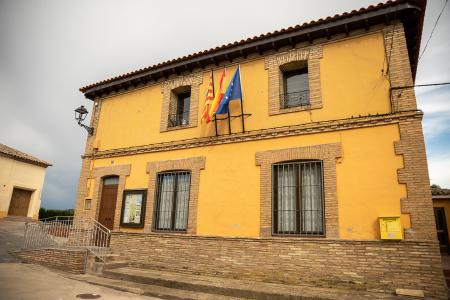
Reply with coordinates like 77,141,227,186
418,0,448,62
391,82,450,90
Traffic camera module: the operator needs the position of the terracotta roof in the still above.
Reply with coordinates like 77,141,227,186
79,0,426,100
0,144,52,168
431,185,450,196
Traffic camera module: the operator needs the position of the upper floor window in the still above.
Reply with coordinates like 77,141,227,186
154,170,191,232
169,87,191,127
281,62,310,109
273,160,324,236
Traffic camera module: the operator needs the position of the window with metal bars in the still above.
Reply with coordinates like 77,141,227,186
272,160,324,236
169,90,190,127
281,62,310,109
154,171,191,232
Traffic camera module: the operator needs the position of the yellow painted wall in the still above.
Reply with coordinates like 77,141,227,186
90,124,405,240
86,30,407,240
94,32,390,151
433,199,450,242
0,156,47,219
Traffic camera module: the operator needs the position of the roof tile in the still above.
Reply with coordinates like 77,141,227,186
0,144,52,167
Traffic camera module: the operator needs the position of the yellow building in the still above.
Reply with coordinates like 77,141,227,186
432,185,450,252
74,0,446,297
0,144,51,219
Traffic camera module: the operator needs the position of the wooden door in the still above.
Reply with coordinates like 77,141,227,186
8,188,32,216
98,178,119,230
434,207,450,253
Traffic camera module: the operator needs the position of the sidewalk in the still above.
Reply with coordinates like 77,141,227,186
0,263,160,300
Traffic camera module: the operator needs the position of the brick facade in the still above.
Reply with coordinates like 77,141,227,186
74,99,102,219
382,23,436,241
17,248,87,274
264,45,323,115
382,23,416,112
395,120,436,240
255,143,341,238
72,12,443,297
110,232,447,299
160,72,203,132
145,157,206,234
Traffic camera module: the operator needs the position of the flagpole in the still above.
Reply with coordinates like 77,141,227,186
227,108,232,135
238,65,245,133
211,70,218,136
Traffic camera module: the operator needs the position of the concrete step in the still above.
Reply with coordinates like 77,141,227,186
103,267,397,300
103,260,130,270
69,273,243,300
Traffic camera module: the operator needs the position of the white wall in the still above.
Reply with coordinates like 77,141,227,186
0,155,47,218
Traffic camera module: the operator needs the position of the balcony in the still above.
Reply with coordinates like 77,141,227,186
168,111,190,127
280,90,310,109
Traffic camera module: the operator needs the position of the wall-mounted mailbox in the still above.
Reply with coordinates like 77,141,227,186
379,216,403,240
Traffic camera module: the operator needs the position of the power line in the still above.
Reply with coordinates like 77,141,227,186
391,82,450,90
418,0,448,62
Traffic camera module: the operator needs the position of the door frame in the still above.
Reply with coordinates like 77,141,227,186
434,207,450,253
97,176,119,230
89,164,131,231
8,186,35,217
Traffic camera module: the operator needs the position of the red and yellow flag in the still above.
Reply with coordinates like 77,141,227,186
208,68,226,120
201,72,214,123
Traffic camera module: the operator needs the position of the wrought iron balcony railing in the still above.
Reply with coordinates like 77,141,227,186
168,111,190,127
280,90,310,109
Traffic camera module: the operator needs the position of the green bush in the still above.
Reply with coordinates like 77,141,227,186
39,208,74,220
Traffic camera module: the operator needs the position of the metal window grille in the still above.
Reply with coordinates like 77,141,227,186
168,111,190,127
280,90,310,109
154,171,191,232
281,68,310,109
169,91,190,127
272,161,324,236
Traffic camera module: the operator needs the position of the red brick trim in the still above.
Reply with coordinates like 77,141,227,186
256,143,342,238
145,157,206,234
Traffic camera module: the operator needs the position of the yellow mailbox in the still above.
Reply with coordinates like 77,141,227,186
379,216,403,240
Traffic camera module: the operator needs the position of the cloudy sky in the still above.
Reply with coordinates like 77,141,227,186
1,0,449,209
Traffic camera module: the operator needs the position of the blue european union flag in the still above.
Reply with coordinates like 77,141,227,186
216,65,242,114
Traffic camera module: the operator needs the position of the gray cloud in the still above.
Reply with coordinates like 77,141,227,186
1,0,449,209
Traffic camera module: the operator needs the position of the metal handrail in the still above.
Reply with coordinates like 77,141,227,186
280,90,310,109
38,215,74,222
23,215,111,261
168,111,190,127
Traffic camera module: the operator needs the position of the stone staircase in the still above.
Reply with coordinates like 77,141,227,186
76,254,409,300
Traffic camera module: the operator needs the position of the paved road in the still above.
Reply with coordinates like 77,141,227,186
0,219,25,262
0,219,159,300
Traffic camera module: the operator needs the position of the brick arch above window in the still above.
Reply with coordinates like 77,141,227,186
160,73,203,132
145,157,206,234
255,143,341,238
264,45,323,115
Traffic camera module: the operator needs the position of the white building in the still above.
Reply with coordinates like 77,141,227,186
0,144,51,219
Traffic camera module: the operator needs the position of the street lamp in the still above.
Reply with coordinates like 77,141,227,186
74,105,94,135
